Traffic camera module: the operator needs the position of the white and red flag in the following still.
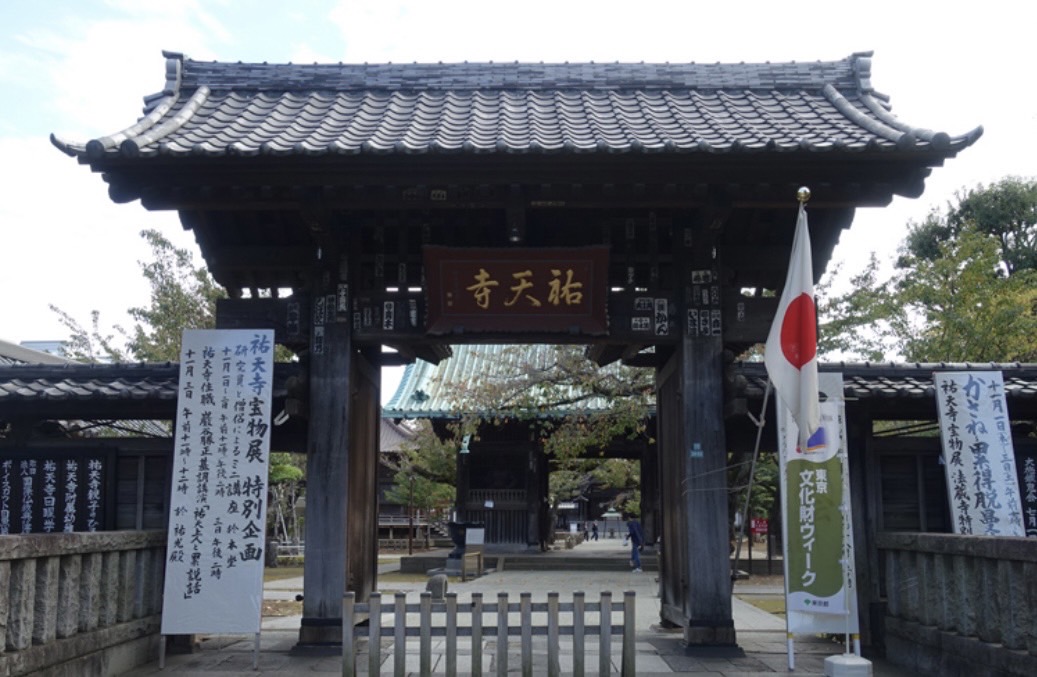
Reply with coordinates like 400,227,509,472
765,202,824,452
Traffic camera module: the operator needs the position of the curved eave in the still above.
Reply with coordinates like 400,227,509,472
56,122,983,164
51,52,983,167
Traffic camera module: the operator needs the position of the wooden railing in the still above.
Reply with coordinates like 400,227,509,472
0,530,166,676
876,532,1037,676
342,590,636,677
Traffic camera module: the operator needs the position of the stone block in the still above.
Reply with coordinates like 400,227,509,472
0,560,11,650
56,554,82,638
426,574,448,600
32,556,59,644
7,559,36,651
78,552,101,632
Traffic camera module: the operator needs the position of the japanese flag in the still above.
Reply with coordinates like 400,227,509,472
765,203,824,451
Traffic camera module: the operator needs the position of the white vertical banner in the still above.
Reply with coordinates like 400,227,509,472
935,371,1024,536
162,329,275,635
779,372,860,635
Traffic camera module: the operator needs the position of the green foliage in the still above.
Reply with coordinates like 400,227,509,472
816,256,898,361
893,228,1037,362
49,307,128,363
384,421,457,517
818,177,1037,363
452,345,654,462
125,229,226,362
903,176,1037,276
268,452,305,543
548,457,641,514
52,229,225,362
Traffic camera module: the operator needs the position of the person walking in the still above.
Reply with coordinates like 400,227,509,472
625,514,644,572
591,522,599,541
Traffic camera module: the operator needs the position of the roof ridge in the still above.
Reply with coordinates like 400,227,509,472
176,55,864,94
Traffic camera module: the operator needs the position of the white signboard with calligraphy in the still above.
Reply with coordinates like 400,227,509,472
161,329,274,635
935,371,1024,537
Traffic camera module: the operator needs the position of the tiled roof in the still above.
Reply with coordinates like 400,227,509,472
737,362,1037,401
4,360,1032,421
52,51,981,161
386,353,1037,419
379,419,416,453
0,362,299,411
0,363,180,405
384,345,639,418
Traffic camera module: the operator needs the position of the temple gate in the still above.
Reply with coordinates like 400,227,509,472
52,50,978,646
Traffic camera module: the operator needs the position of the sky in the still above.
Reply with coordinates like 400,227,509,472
2,0,1035,380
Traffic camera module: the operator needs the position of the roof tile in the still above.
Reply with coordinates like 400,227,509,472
52,53,982,162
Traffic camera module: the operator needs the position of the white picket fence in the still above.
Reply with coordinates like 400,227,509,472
342,590,636,677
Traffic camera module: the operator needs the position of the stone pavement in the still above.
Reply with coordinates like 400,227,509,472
125,538,913,675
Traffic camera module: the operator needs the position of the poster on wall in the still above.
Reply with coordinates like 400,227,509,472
778,372,860,635
935,371,1024,537
161,329,274,635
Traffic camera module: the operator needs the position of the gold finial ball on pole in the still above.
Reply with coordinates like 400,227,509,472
797,186,811,203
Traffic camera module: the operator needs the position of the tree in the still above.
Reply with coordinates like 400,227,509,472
268,452,305,544
125,229,225,362
902,177,1037,276
817,177,1037,363
52,229,224,363
444,345,653,537
816,256,898,361
451,345,655,462
383,421,457,553
893,227,1037,362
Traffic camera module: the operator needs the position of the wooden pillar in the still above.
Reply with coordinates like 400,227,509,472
680,334,735,644
656,222,735,645
640,437,660,545
849,409,877,647
299,298,352,646
346,349,381,603
526,442,543,548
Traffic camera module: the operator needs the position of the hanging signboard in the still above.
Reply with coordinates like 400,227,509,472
423,245,609,335
1016,444,1037,537
0,449,111,534
935,371,1024,536
779,373,860,635
161,329,274,635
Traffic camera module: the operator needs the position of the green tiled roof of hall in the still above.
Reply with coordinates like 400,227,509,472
52,51,982,160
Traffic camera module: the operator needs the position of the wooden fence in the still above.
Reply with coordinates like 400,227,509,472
343,590,636,677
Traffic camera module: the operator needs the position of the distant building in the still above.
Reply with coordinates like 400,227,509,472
19,340,68,359
0,338,71,365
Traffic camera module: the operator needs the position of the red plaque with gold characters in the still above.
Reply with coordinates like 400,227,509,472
423,246,610,335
